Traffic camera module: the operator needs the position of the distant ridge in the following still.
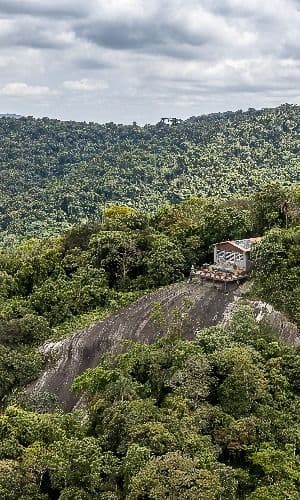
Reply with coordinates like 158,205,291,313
0,113,22,118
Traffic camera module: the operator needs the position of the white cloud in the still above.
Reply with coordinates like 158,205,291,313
0,82,52,97
0,55,17,68
0,0,299,121
62,78,108,91
0,0,87,19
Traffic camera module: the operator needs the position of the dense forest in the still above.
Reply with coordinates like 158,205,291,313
0,104,299,498
1,308,300,499
0,104,299,245
0,181,299,498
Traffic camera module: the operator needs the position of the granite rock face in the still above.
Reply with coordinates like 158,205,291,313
30,282,242,410
29,281,299,411
221,296,300,346
251,300,300,346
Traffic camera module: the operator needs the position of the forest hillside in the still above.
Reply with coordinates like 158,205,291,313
0,189,299,498
0,186,299,405
0,104,299,244
0,110,299,498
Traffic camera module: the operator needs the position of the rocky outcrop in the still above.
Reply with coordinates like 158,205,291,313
29,281,299,411
221,295,300,346
251,300,300,346
29,281,243,411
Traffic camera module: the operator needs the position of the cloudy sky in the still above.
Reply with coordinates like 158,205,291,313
0,0,299,123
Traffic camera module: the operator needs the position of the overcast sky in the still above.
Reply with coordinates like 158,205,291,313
0,0,299,123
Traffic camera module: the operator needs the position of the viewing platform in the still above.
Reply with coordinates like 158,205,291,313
193,265,248,291
188,237,261,291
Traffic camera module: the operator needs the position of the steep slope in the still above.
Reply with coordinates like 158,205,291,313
30,281,240,410
29,280,300,411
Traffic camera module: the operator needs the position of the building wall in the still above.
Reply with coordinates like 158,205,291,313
214,244,247,271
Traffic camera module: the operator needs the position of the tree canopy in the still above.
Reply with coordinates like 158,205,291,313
0,104,299,244
0,106,299,499
0,307,300,499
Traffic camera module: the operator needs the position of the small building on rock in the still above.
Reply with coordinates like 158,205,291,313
213,238,261,273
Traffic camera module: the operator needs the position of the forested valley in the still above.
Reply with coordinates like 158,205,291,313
0,174,299,498
0,104,299,246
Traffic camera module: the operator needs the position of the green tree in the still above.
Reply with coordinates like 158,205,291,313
127,451,222,500
143,234,185,287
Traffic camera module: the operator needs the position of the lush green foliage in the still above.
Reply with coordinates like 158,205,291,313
1,308,300,498
252,227,300,325
0,184,298,402
0,104,299,244
0,179,299,498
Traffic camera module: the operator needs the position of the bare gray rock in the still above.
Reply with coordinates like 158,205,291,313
29,281,299,411
251,300,300,346
29,282,241,411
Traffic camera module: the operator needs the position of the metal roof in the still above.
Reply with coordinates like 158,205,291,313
214,237,262,252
